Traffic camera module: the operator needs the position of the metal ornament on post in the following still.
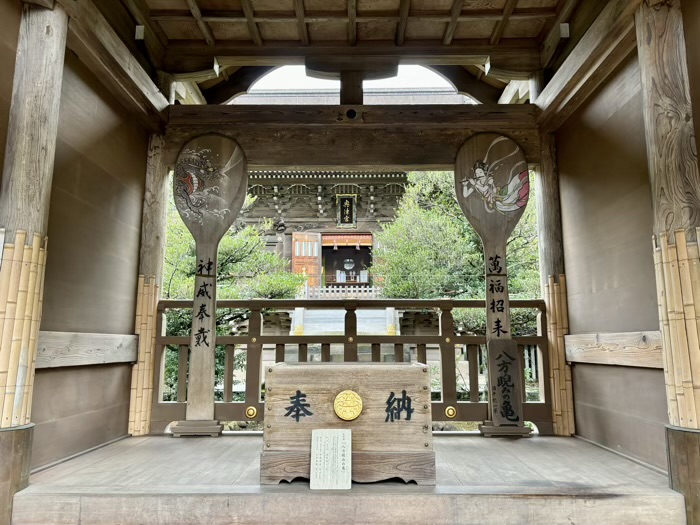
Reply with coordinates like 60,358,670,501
454,133,532,437
170,134,248,437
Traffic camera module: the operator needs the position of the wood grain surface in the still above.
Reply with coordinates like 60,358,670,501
565,331,663,369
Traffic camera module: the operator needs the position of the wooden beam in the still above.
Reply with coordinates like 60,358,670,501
294,0,309,46
443,0,464,46
202,65,274,104
36,332,138,369
167,104,539,129
430,65,501,103
395,0,410,46
539,0,579,68
565,332,663,369
152,7,557,24
498,80,529,104
535,0,640,132
121,0,167,67
185,0,215,46
163,40,540,73
58,0,169,133
489,0,518,45
240,0,263,46
23,0,54,8
164,105,541,169
348,0,357,46
340,71,363,104
165,126,541,171
174,80,206,105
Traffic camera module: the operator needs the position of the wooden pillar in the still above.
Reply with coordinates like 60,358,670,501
340,71,364,105
0,2,67,522
636,1,700,520
534,133,572,436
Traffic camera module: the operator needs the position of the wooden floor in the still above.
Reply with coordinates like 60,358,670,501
13,434,685,525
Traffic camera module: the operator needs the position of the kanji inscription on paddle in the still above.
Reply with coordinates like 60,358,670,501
455,134,530,434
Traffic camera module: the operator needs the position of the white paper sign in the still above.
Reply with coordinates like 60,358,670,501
310,429,352,490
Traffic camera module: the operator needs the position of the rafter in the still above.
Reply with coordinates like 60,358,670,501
185,0,215,46
442,0,464,45
240,0,263,46
395,0,410,46
122,0,167,67
490,0,518,45
348,0,357,45
539,0,579,68
294,0,310,46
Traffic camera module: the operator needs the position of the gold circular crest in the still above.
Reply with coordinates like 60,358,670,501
445,406,457,419
245,406,257,419
334,390,363,421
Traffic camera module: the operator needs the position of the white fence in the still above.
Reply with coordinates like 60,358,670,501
305,284,380,299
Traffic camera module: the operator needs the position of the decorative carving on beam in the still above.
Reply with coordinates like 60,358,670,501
442,0,464,46
490,0,518,45
430,66,501,103
202,65,274,104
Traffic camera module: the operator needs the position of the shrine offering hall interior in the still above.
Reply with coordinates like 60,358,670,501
1,0,700,524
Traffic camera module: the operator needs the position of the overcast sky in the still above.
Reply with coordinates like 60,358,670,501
250,65,454,91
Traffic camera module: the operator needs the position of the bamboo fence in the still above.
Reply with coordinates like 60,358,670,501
653,229,700,429
544,273,575,436
0,229,48,428
129,275,159,436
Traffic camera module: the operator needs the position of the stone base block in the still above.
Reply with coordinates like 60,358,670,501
170,420,223,437
479,421,532,437
0,423,33,525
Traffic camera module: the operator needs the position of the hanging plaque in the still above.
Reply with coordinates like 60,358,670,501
336,194,357,228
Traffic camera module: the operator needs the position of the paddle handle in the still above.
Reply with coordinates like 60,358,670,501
186,240,218,420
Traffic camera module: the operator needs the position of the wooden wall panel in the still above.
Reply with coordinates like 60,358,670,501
40,52,149,334
572,364,668,470
30,364,131,469
557,54,657,334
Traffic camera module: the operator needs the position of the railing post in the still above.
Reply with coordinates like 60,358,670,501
246,305,263,409
439,303,457,408
344,302,358,361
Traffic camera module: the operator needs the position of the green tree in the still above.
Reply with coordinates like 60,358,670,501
161,192,305,401
373,171,540,335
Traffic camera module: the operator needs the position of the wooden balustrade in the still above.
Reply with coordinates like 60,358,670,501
149,299,553,434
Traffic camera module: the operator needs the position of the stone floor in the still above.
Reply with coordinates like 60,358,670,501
12,434,685,524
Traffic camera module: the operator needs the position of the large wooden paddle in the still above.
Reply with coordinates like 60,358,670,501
455,133,531,436
173,135,247,433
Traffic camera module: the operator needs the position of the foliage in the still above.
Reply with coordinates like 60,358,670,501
162,191,305,401
373,170,540,333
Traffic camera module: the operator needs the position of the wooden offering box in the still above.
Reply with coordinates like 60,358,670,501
260,362,435,485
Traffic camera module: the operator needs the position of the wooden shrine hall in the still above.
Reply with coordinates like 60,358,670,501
0,0,698,523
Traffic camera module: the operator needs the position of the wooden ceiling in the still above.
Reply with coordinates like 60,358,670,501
139,0,577,75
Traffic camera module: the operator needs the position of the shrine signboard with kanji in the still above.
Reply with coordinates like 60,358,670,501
260,362,435,485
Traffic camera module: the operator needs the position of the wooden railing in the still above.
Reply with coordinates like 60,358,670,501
305,284,380,299
150,299,553,434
